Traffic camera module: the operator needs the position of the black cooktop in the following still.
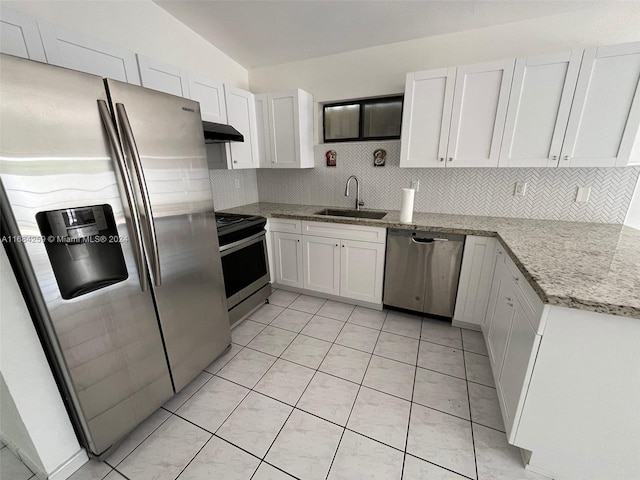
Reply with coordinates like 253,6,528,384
215,213,266,245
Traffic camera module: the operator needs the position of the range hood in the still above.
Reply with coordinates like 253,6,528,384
202,121,244,144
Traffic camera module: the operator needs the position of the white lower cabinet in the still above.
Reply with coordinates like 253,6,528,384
270,220,386,305
483,246,548,443
340,240,385,303
302,236,340,295
453,236,498,328
272,231,303,288
498,294,541,431
486,264,517,371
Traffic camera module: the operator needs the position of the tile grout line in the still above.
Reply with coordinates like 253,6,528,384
322,308,388,480
400,315,423,479
109,295,492,480
157,298,325,480
463,347,480,480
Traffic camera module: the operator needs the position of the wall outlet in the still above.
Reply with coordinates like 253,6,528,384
410,180,420,192
235,179,241,189
575,186,591,203
514,181,528,197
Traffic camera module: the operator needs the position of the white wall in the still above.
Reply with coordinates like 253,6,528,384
0,248,86,478
3,0,249,88
249,4,640,102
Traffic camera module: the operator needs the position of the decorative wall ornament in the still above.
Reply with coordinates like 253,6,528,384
325,149,337,166
373,148,386,167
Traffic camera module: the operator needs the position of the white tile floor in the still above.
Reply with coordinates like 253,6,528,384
4,290,549,480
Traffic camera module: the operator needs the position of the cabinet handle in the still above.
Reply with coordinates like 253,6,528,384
234,160,238,164
335,244,338,247
497,251,503,255
439,157,444,162
514,276,520,282
297,239,300,243
506,296,512,302
342,245,345,248
563,155,570,161
448,157,453,162
551,155,558,161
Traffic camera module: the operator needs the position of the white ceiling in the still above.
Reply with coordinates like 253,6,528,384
154,1,610,69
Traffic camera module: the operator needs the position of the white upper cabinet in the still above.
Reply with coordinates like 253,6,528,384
255,94,273,168
0,6,46,62
499,51,582,168
188,75,227,123
136,54,189,96
257,90,314,169
400,68,456,168
39,22,140,84
224,86,259,169
447,59,515,168
561,42,640,167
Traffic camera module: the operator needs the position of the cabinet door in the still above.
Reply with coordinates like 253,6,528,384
38,23,140,84
454,236,497,327
500,51,582,168
273,232,303,288
189,75,227,123
486,262,516,376
498,297,541,441
0,6,46,62
225,86,259,169
255,94,273,167
400,68,456,168
340,240,385,303
268,91,300,168
136,55,189,97
447,59,515,167
302,236,340,295
561,42,640,167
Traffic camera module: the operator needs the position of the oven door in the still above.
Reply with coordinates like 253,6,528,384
220,231,270,309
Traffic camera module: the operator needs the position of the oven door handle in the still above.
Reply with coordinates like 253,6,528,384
220,230,266,255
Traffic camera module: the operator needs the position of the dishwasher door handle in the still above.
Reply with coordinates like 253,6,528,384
411,237,449,244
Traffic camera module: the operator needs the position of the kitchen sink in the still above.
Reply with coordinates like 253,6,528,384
315,208,388,219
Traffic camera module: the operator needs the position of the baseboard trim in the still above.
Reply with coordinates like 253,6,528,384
272,284,382,311
452,319,482,331
48,449,88,480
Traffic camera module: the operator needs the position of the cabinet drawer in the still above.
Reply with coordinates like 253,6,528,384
302,221,386,243
504,255,544,333
269,219,302,234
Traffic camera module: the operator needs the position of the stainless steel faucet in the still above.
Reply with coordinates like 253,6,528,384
345,175,364,210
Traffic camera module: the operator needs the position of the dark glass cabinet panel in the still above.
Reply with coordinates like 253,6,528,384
363,99,402,138
323,95,403,142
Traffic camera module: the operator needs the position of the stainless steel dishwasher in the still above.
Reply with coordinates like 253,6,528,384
383,229,465,317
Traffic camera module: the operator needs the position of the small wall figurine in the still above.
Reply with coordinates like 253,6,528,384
373,148,386,167
326,149,337,167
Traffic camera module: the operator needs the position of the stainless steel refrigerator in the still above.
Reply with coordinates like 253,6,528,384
0,54,231,455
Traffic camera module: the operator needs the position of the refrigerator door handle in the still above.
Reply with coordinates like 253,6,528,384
97,99,149,292
115,103,162,287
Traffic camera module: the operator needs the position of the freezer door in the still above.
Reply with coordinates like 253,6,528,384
105,79,231,392
0,54,173,455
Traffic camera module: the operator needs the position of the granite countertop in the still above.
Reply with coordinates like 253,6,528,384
220,202,640,319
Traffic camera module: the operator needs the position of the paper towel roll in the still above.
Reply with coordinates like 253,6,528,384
400,188,415,223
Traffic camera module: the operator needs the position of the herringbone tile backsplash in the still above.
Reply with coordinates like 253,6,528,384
256,141,640,223
209,169,259,211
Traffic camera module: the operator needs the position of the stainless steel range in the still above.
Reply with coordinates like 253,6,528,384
216,213,271,326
